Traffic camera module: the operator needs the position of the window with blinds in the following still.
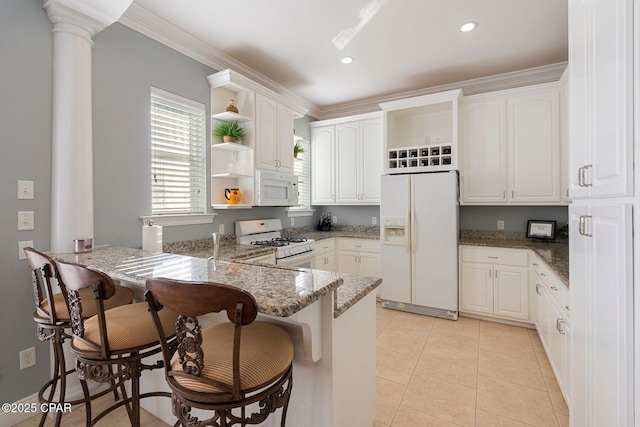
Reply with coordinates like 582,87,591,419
293,139,311,208
150,88,206,215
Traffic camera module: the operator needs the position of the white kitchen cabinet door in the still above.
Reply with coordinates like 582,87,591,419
276,104,294,173
255,94,278,171
508,88,560,203
459,262,493,315
460,97,507,203
311,126,335,204
315,253,336,272
358,253,380,278
337,251,359,275
493,266,529,321
359,118,383,203
255,93,294,173
335,122,360,203
570,202,633,426
568,0,633,199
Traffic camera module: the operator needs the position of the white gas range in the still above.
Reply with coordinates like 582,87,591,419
235,219,316,269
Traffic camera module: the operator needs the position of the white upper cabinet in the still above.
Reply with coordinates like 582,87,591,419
311,126,335,204
311,112,383,205
508,86,560,203
460,97,508,203
460,83,561,205
568,0,633,198
255,93,295,173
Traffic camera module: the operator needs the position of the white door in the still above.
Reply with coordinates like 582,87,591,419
460,97,507,203
380,175,411,304
508,89,560,203
412,172,458,310
335,122,359,203
255,94,277,171
338,251,359,275
276,104,294,173
358,253,380,277
360,118,383,203
459,263,493,314
493,266,529,320
311,126,335,204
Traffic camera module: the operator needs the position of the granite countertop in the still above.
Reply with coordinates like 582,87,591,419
49,246,380,318
459,230,569,285
281,225,380,241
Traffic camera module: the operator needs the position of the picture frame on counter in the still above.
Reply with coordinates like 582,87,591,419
526,220,556,240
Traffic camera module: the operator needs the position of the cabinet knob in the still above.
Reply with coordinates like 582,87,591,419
550,286,558,291
488,256,498,259
535,284,542,295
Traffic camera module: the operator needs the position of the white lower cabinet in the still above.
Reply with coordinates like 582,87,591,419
459,246,529,322
337,238,380,276
531,253,570,405
315,238,336,272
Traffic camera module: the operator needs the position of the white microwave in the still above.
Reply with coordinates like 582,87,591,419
255,170,299,206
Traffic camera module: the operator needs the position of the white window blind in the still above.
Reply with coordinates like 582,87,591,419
293,139,311,207
150,88,206,215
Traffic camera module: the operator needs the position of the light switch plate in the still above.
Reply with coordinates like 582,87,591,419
17,180,34,200
18,211,34,230
18,241,33,260
497,220,505,230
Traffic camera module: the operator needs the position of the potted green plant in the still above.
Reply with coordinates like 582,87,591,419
294,141,305,158
214,121,246,143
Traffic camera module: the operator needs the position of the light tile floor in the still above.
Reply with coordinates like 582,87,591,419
16,303,569,427
375,303,569,427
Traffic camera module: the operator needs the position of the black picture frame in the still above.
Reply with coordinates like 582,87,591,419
526,220,556,240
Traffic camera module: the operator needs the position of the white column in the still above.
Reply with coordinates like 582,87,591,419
43,0,132,253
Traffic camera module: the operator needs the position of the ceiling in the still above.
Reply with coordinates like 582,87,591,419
129,0,568,115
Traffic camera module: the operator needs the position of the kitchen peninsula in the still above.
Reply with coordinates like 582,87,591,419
50,246,381,427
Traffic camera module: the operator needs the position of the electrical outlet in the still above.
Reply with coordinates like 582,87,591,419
372,217,377,225
218,223,225,235
332,215,337,224
17,180,34,200
19,347,36,370
18,240,33,260
290,218,295,227
18,211,34,230
497,220,505,230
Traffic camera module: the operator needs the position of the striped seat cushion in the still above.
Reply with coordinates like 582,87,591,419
36,285,134,322
73,302,177,352
171,321,293,394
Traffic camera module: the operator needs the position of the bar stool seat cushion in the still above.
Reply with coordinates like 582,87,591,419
35,286,134,322
170,321,293,394
73,302,177,353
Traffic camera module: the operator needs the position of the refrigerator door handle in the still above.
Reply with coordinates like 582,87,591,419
410,207,416,255
405,208,411,253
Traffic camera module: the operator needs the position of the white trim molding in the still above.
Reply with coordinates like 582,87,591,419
140,213,216,227
286,208,316,218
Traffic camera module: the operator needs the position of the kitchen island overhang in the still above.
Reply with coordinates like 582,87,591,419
49,246,380,427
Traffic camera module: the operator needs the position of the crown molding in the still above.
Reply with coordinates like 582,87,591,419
317,62,568,119
119,3,319,117
43,0,133,40
118,3,566,121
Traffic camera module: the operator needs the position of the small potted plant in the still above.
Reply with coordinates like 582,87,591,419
294,141,305,158
214,121,246,143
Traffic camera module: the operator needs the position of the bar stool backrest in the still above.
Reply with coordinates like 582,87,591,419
145,278,259,400
24,247,67,325
56,260,117,359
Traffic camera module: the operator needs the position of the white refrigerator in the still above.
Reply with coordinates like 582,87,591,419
380,171,459,320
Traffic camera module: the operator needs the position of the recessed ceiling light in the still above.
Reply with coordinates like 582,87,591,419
460,21,477,32
341,56,354,64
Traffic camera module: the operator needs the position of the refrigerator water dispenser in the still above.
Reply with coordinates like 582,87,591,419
382,217,407,245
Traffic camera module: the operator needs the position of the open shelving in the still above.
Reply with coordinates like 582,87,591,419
380,89,461,174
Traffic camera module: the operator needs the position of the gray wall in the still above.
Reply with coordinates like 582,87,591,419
0,0,54,404
460,205,568,232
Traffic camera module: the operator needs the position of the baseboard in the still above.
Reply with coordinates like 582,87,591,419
458,311,536,329
0,381,105,426
0,391,41,426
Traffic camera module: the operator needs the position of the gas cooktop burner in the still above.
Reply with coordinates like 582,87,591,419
250,237,309,247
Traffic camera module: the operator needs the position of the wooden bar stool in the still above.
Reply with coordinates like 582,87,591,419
145,278,294,427
23,248,134,427
55,260,178,427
